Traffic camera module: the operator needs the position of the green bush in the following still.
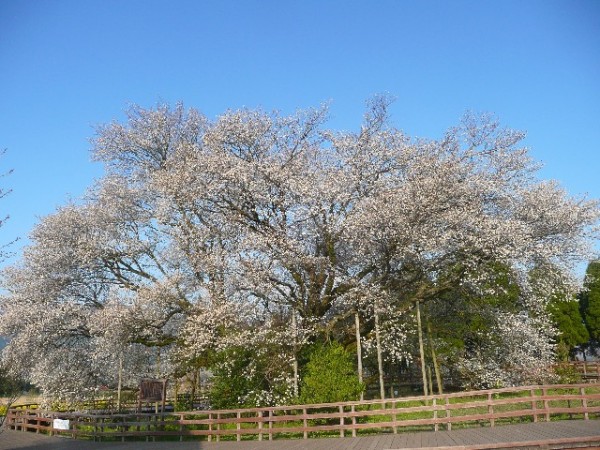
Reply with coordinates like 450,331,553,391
553,363,582,384
299,342,364,404
209,345,293,409
209,347,259,409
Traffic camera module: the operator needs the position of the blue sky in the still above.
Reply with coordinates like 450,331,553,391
1,0,599,272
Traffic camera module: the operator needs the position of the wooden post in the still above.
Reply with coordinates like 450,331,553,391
427,319,443,394
216,413,220,442
531,389,538,423
179,413,183,442
355,311,364,401
268,409,273,441
543,387,550,422
236,411,241,442
581,386,589,420
351,405,357,437
488,392,495,427
258,410,263,441
291,312,299,398
374,310,385,400
303,408,308,439
416,301,429,401
117,351,123,411
433,398,438,432
208,412,212,442
393,399,398,434
339,405,344,438
427,365,434,400
121,415,125,442
445,396,451,431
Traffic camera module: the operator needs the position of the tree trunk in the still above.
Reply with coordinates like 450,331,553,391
415,301,428,399
374,310,385,399
355,311,364,401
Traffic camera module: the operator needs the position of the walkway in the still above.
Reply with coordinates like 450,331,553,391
1,420,599,450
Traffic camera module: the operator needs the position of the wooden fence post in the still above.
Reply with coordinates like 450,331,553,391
351,405,356,438
488,393,495,427
433,398,438,432
530,389,538,423
581,386,588,420
257,410,263,441
303,407,308,439
179,413,184,442
543,387,550,422
445,396,451,431
339,405,344,438
216,413,221,442
393,399,398,434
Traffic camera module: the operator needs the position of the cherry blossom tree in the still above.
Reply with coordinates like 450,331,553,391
0,99,598,405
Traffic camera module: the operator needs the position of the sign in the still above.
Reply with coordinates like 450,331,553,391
53,419,70,430
138,378,168,413
139,379,166,402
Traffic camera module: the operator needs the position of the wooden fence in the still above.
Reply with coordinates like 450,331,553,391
6,383,600,443
568,361,600,381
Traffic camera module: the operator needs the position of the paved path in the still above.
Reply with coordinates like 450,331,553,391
1,420,599,449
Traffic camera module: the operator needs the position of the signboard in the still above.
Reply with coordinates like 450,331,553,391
138,378,168,413
139,379,166,402
53,419,70,430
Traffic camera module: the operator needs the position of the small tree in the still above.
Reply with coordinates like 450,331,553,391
300,342,363,404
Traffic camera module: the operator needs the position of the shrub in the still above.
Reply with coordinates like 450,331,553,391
300,342,364,404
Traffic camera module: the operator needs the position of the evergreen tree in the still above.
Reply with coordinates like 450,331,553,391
580,260,600,343
548,296,589,360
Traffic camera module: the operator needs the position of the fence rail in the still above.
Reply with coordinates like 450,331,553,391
568,361,600,380
6,383,600,443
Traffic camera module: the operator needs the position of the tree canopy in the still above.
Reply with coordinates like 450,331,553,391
1,99,598,404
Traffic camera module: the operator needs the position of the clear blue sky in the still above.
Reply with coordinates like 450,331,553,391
1,0,599,271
